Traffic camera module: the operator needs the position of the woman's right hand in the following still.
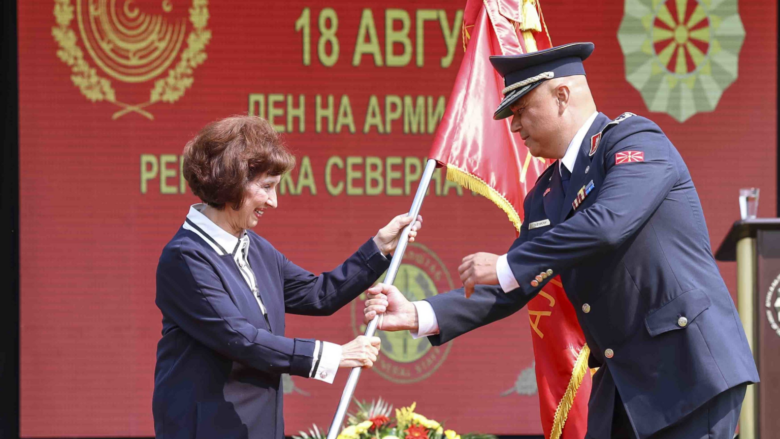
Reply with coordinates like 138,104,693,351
339,335,381,368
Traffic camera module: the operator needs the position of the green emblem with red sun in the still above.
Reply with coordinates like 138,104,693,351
618,0,745,122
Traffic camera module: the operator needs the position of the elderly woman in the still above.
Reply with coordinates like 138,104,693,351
153,115,421,439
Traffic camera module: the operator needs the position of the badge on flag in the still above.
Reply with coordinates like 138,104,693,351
615,151,644,165
589,133,601,156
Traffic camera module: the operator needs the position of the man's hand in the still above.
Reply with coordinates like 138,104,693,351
373,214,423,255
458,252,500,298
363,283,418,332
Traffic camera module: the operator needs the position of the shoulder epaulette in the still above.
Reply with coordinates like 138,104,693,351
588,113,636,156
602,112,636,135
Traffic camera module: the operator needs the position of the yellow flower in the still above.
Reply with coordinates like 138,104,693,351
382,436,399,439
356,421,374,434
411,413,440,430
444,429,461,439
395,402,417,431
337,425,359,439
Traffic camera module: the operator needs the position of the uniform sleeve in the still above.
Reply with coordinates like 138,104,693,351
424,284,531,346
419,191,535,345
505,117,679,297
156,246,315,378
280,238,390,316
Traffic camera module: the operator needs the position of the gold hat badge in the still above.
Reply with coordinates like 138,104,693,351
52,0,211,120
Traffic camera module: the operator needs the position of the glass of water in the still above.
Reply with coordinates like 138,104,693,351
739,188,760,220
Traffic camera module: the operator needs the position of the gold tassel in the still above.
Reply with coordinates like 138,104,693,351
520,0,542,32
522,31,538,52
549,344,591,439
445,165,522,233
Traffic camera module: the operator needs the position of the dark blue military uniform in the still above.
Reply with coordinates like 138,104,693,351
425,111,759,438
421,42,758,439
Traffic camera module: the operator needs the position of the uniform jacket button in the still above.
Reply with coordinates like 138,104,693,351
677,316,688,327
531,280,539,287
319,371,327,379
541,272,548,279
546,269,553,276
582,303,591,314
535,275,543,282
605,348,614,359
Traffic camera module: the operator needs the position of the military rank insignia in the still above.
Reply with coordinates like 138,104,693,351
572,180,595,211
615,151,645,165
589,132,601,156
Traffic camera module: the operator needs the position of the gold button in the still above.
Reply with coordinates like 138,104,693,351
582,303,591,314
535,275,543,282
605,348,614,359
678,316,688,327
546,269,553,276
541,272,548,279
531,280,539,287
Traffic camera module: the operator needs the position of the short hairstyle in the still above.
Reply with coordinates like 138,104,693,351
183,115,295,210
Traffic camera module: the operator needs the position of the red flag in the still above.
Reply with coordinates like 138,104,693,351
429,1,591,438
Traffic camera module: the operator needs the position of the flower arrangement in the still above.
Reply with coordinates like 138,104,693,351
293,398,497,439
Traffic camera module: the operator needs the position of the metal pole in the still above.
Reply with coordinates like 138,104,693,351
736,236,757,439
325,159,438,439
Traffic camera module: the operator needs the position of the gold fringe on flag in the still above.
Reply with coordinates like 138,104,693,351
445,164,522,232
550,344,591,439
445,163,591,439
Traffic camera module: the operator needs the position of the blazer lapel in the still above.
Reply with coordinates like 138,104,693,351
559,113,610,222
247,246,277,333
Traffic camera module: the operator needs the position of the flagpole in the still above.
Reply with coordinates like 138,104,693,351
325,159,438,439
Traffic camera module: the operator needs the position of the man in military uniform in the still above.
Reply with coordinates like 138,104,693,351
363,42,759,438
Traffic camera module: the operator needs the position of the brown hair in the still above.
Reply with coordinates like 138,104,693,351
183,115,295,210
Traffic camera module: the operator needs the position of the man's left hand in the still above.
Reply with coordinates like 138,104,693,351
458,252,500,298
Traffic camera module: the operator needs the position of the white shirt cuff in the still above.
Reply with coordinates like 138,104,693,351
497,254,520,293
311,341,341,384
309,341,321,378
410,300,439,338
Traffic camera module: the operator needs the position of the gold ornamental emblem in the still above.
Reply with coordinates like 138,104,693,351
351,243,454,384
52,0,211,120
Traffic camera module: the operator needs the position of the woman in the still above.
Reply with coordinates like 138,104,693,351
153,116,421,439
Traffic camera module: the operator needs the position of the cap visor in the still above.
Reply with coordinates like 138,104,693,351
493,81,543,120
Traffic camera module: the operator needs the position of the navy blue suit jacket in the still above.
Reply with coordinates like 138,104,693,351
425,113,759,438
153,229,389,439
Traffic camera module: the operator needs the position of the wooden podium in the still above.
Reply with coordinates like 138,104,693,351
715,219,780,439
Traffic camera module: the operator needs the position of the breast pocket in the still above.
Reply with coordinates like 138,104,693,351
645,289,711,337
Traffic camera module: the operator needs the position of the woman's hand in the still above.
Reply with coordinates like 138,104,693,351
373,214,423,255
339,335,381,368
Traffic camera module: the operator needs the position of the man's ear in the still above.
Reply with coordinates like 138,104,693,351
554,83,571,114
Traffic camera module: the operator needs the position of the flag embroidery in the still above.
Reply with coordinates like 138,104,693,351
589,133,601,156
615,151,644,165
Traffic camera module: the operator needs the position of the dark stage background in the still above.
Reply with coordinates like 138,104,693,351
3,0,779,437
